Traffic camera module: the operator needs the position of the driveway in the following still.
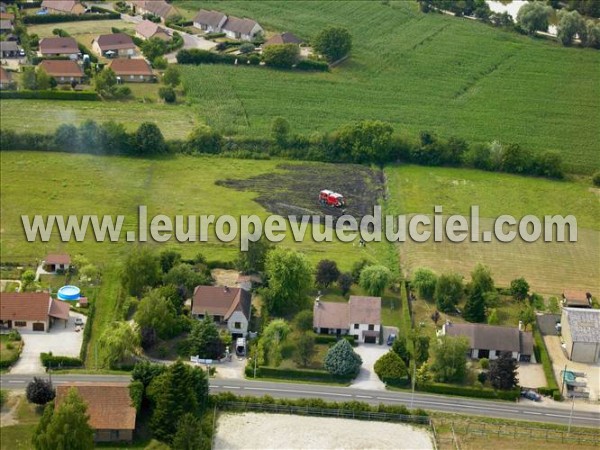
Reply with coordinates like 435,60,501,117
517,362,546,389
351,344,389,391
10,312,86,374
544,335,600,402
215,355,247,380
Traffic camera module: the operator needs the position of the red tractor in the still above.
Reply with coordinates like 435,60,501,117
319,189,345,208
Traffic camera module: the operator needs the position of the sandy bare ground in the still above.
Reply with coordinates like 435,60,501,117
211,269,240,287
214,412,433,450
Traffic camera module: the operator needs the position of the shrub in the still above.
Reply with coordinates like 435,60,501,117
314,334,356,346
205,32,226,40
239,43,255,54
0,90,98,101
262,44,300,69
26,377,55,405
418,383,520,401
374,351,408,386
592,172,600,187
40,352,83,369
23,11,119,24
296,59,329,71
158,86,176,104
186,126,223,154
248,366,353,383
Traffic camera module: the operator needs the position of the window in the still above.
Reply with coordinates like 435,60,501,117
14,321,26,327
368,324,375,331
353,324,359,329
234,322,241,329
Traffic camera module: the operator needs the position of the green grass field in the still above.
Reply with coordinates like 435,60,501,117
0,152,383,270
1,1,598,172
385,165,600,295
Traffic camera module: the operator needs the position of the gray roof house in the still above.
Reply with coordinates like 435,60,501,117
222,16,263,42
0,40,19,58
264,32,303,47
441,322,534,362
561,308,600,363
193,9,227,33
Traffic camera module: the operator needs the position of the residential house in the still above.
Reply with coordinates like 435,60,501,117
0,292,70,332
191,285,251,338
39,60,84,84
129,1,178,23
0,66,12,89
193,10,227,33
562,290,592,308
561,308,600,364
108,58,154,82
313,295,382,344
41,0,86,15
0,11,15,21
441,322,534,362
93,33,137,57
0,40,19,58
55,383,136,442
39,37,80,57
135,20,170,41
222,16,263,42
44,253,71,272
0,18,13,33
264,32,303,47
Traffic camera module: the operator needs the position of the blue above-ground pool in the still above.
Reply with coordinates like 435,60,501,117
57,285,81,301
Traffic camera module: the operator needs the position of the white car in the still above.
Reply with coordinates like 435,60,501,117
74,317,84,326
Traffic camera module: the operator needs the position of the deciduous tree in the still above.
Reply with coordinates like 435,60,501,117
187,316,224,359
162,65,181,87
412,268,438,300
134,289,182,340
236,237,272,274
434,273,464,313
26,377,55,405
510,277,529,301
315,259,340,288
122,246,162,297
359,265,391,297
262,43,299,69
97,321,140,369
337,272,353,297
489,352,519,390
294,332,316,367
517,1,553,34
313,26,352,62
133,122,168,155
431,336,469,383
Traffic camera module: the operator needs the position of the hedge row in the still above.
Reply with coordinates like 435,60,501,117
40,352,83,369
79,299,95,362
0,90,99,101
177,49,260,66
533,327,560,399
418,383,520,401
246,365,354,383
0,342,23,370
23,11,119,24
295,59,330,72
314,334,357,346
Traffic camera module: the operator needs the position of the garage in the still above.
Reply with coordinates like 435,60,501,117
32,322,45,332
362,330,379,344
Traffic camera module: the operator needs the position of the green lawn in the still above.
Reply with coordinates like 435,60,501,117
385,165,600,295
0,152,383,269
27,20,134,39
0,335,23,365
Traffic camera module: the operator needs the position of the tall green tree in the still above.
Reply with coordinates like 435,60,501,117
411,268,437,300
315,259,340,289
263,247,312,316
163,263,210,298
359,265,391,297
188,316,224,359
333,120,393,164
510,277,530,301
162,65,181,87
142,37,168,61
464,264,492,323
519,304,536,331
236,237,272,274
33,388,94,450
133,122,168,155
148,360,208,444
271,116,291,147
94,68,117,96
122,246,162,297
434,273,464,313
172,413,207,450
392,335,410,366
22,66,37,90
262,43,300,68
258,319,291,366
159,249,182,273
294,332,316,367
557,9,586,46
337,272,353,297
313,26,352,62
517,1,553,34
489,352,519,390
134,289,182,340
36,68,53,90
324,339,362,377
96,321,140,369
431,336,469,383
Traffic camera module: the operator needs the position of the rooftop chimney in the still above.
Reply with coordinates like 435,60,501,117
224,286,229,293
518,320,523,331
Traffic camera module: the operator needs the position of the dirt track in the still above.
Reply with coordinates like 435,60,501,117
217,163,384,225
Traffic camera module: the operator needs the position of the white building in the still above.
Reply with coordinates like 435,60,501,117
561,308,600,363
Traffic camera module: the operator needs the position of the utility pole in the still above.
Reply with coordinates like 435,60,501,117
561,364,567,396
567,394,575,434
410,363,416,409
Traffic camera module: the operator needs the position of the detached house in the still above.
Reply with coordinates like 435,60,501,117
0,18,12,34
0,66,12,89
43,253,71,272
441,322,534,362
39,60,84,84
192,9,262,41
93,33,136,57
313,296,382,344
562,290,592,308
108,58,154,82
135,20,170,41
41,0,86,15
0,292,70,332
129,1,178,23
191,285,251,338
39,37,80,58
264,32,303,47
56,383,137,443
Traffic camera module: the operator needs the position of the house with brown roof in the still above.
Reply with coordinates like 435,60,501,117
0,18,12,33
129,1,178,23
135,20,170,41
0,292,70,332
108,58,154,82
264,32,303,47
0,11,15,21
562,290,592,309
39,37,80,57
56,383,137,442
441,322,534,362
192,285,251,338
92,33,137,57
0,66,12,89
193,9,227,33
313,295,382,344
41,0,86,15
222,16,263,42
44,253,71,272
39,60,84,84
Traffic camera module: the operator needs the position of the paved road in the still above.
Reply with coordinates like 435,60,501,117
2,374,599,428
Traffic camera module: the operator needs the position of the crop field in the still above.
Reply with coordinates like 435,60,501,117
0,152,386,270
173,0,599,173
386,165,600,295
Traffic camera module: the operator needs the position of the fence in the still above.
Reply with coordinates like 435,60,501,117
217,401,431,425
435,418,600,446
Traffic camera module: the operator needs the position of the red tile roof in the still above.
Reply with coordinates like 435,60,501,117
39,37,79,55
39,60,83,78
108,58,153,76
45,253,71,265
56,383,136,431
192,285,251,320
0,292,51,322
95,33,136,51
49,299,70,320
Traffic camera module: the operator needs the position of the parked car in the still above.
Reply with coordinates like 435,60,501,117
522,390,542,402
387,333,396,346
74,317,84,326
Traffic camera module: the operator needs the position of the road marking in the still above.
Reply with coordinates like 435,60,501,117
523,411,542,415
355,395,372,399
8,380,25,383
222,386,241,389
241,386,352,397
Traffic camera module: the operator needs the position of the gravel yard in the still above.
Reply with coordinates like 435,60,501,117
214,412,433,450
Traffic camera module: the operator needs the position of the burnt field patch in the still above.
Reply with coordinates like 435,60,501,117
216,163,384,222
